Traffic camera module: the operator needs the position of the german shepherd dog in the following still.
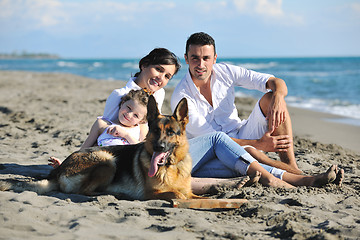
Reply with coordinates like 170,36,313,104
0,96,200,201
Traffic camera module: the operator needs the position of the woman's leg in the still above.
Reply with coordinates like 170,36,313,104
247,162,344,188
189,132,262,193
189,132,255,178
189,132,285,179
246,161,295,188
281,165,344,187
191,158,239,178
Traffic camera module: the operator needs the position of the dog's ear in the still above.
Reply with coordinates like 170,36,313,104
147,95,160,123
173,98,189,127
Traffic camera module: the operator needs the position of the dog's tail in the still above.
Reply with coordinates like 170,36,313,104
0,178,58,195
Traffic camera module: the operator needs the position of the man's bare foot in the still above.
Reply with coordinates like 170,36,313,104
48,157,62,168
311,165,341,187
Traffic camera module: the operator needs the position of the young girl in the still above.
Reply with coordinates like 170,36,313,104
49,89,149,167
84,89,149,148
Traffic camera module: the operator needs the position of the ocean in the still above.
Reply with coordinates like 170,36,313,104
1,57,360,126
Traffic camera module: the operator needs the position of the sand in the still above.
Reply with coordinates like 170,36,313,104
0,71,359,239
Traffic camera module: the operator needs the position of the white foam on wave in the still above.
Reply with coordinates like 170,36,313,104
240,62,278,70
282,71,330,78
93,62,103,67
221,61,278,70
57,61,78,68
286,96,360,122
122,62,138,69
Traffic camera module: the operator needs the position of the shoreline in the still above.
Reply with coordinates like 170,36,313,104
1,71,359,239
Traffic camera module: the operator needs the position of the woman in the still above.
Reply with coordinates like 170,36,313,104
101,48,181,138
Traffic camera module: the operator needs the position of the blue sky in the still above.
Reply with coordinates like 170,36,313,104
1,0,360,58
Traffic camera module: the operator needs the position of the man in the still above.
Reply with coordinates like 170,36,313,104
171,32,302,174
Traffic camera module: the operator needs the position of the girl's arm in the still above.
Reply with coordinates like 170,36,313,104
106,124,147,144
80,118,108,150
122,132,141,144
48,118,108,168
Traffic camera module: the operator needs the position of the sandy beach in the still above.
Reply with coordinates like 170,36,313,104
0,71,359,239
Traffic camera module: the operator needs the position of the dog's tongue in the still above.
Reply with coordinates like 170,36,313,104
148,152,167,177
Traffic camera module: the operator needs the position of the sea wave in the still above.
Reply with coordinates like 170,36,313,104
234,90,360,126
280,69,360,78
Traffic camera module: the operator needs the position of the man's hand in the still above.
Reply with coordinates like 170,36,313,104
266,93,287,133
265,77,288,132
256,130,292,152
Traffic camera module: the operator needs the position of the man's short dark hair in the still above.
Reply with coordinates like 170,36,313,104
185,32,216,56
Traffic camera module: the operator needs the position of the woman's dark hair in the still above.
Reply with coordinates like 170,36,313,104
134,48,181,78
185,32,216,56
119,89,149,122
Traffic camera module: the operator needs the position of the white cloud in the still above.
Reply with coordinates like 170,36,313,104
232,0,247,12
255,0,283,17
0,0,177,32
350,2,360,14
194,1,228,13
231,0,303,25
0,0,15,18
0,0,69,29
